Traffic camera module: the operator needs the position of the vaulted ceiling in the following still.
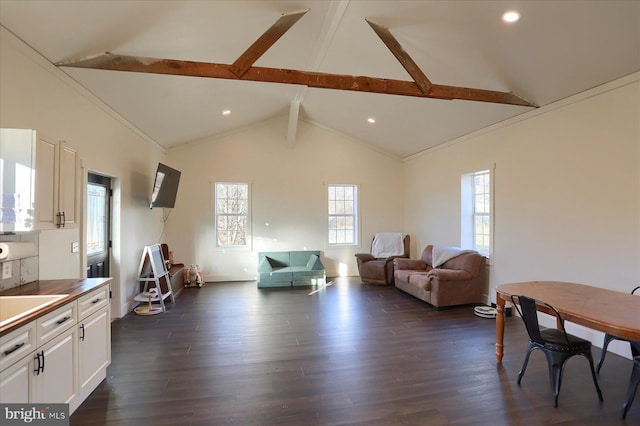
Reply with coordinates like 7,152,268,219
1,1,638,158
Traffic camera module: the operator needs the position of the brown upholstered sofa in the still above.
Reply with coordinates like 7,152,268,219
393,245,487,308
355,235,410,285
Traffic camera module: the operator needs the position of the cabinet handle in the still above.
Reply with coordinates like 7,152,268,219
56,316,71,325
33,351,44,375
80,324,85,341
56,211,66,228
91,298,102,304
3,342,25,356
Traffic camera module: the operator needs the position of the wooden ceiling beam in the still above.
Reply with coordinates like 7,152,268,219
57,53,535,107
230,9,308,78
365,19,432,94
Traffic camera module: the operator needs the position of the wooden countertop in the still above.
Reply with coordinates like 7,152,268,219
0,277,111,336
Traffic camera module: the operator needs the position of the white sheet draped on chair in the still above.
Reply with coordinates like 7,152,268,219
371,233,404,258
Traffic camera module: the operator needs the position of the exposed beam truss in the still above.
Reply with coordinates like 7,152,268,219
57,11,536,108
230,9,308,78
365,19,433,94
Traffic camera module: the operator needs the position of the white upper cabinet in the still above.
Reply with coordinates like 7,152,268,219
35,134,79,230
1,129,79,231
0,129,36,233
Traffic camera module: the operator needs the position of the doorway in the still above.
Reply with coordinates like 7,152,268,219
87,173,111,278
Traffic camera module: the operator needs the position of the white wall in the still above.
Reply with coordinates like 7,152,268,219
0,27,167,318
403,73,640,355
165,117,404,280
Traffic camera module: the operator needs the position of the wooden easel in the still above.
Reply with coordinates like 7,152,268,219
133,244,175,313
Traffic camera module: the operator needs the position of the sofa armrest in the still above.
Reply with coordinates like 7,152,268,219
354,253,376,263
427,269,472,281
306,254,325,270
258,257,273,272
394,258,427,271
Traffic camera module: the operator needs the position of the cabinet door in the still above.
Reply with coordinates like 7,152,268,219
34,136,79,229
0,352,33,403
78,306,110,400
33,326,78,405
58,142,79,227
35,134,59,229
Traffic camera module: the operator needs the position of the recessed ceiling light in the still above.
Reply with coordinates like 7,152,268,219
502,10,521,23
222,110,231,116
367,117,376,124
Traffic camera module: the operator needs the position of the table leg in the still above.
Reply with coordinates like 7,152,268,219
496,293,505,363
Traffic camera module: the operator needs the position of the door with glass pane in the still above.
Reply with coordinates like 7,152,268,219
87,173,111,278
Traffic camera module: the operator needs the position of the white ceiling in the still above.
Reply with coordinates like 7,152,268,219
1,1,638,158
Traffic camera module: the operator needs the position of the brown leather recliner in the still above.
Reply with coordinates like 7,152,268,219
355,235,410,285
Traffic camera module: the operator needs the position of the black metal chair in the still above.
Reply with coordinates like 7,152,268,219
511,295,603,407
596,285,640,373
623,355,640,419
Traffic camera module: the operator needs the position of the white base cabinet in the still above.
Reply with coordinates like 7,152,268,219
78,305,110,402
0,352,32,403
33,326,78,406
0,284,110,414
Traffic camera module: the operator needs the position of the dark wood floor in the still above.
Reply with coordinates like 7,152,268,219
71,277,638,425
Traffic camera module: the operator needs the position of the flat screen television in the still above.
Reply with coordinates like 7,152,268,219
149,163,181,209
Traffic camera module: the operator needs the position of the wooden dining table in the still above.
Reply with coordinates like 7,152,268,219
495,281,640,363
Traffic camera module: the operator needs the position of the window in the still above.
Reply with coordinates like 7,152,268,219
461,169,492,257
328,184,358,245
87,182,107,256
473,171,491,256
215,182,249,247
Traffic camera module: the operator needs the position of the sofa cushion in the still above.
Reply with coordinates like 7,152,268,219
442,252,483,275
260,267,293,282
290,250,320,267
408,273,432,291
395,270,425,284
427,269,472,281
394,258,428,271
421,245,434,267
258,252,290,271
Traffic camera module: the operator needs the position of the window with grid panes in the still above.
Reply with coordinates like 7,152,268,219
472,171,490,256
215,182,249,247
327,184,358,246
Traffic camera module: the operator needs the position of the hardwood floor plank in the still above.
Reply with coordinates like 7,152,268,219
72,278,639,425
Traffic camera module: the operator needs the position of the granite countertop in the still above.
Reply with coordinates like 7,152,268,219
0,277,111,336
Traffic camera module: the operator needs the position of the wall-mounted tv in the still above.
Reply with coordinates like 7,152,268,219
149,163,181,209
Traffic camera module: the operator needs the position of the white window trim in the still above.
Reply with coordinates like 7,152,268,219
326,183,360,248
212,181,252,251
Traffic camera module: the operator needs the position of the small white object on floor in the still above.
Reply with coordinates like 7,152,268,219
474,305,497,319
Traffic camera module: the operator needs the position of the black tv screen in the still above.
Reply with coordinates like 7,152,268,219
149,163,181,209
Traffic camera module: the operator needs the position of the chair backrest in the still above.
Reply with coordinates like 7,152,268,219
370,234,410,258
511,295,570,346
512,295,545,344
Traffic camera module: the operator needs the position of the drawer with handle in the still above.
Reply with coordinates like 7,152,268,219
0,321,36,371
78,285,109,319
36,301,77,344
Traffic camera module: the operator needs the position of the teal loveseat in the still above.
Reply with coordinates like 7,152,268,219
257,251,326,288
